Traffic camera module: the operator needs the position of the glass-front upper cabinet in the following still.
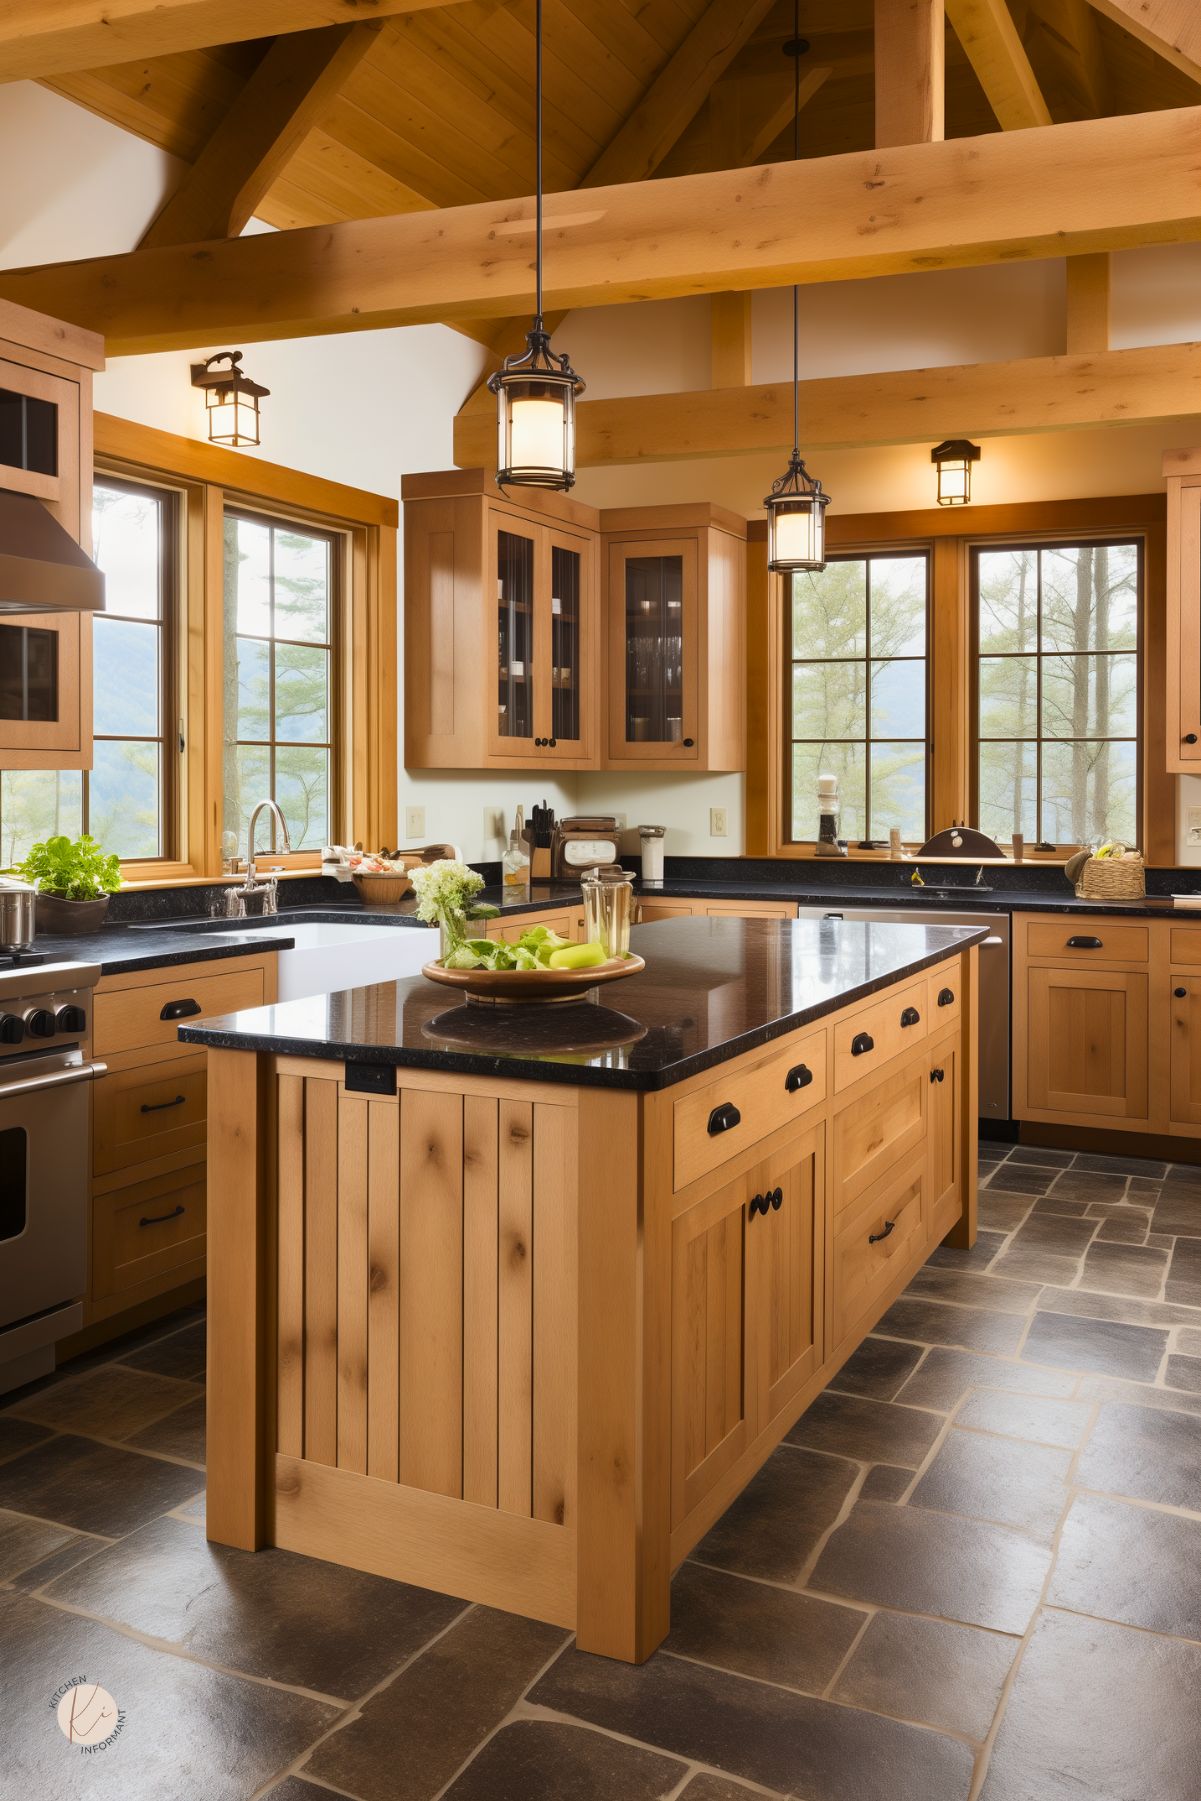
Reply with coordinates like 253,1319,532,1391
0,613,89,766
487,508,594,762
495,524,536,749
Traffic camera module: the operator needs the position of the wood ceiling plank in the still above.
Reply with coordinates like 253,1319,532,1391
1023,0,1109,115
6,107,1198,353
945,0,1053,126
0,1,476,81
1083,0,1201,83
44,46,250,160
258,127,437,225
139,24,379,247
320,92,495,208
453,341,1201,467
874,0,946,145
735,65,833,164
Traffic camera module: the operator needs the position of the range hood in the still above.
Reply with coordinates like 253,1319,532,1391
0,489,104,614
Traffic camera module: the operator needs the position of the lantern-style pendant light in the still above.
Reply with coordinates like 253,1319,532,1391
764,10,829,574
931,438,981,506
190,350,269,447
487,0,584,491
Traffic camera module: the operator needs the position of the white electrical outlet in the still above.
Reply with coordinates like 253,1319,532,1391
405,804,426,839
710,806,728,837
1188,807,1201,847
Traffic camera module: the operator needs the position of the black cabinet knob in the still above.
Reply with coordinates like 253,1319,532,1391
1187,734,1199,745
1176,987,1188,999
851,1031,874,1057
785,1063,813,1093
682,737,695,747
900,1006,921,1028
707,1100,741,1137
770,1186,783,1211
0,1013,24,1045
1066,935,1103,950
25,1009,55,1039
868,1219,896,1245
748,1192,767,1219
930,1066,945,1083
937,987,955,1007
534,736,544,747
548,736,557,748
55,1005,87,1034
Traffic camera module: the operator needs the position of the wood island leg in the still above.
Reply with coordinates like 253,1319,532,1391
575,1090,672,1661
206,1050,272,1549
944,945,980,1250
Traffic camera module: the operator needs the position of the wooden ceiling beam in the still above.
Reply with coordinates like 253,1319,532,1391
1082,0,1201,83
3,107,1198,355
946,0,1054,126
0,1,471,82
874,0,945,145
139,25,378,249
453,341,1200,468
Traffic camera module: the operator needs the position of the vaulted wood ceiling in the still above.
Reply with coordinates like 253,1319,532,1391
40,0,1201,248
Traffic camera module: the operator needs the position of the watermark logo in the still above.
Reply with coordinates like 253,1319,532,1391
51,1678,125,1753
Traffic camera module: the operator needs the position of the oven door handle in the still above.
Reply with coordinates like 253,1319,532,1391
0,1060,107,1100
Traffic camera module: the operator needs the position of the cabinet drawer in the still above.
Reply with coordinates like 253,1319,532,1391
1170,928,1201,967
92,1162,207,1301
830,1150,926,1353
699,901,794,919
832,978,928,1093
94,963,268,1058
673,1029,827,1192
928,965,962,1028
831,1052,928,1219
637,901,699,921
487,910,577,944
1023,919,1148,964
93,1054,207,1177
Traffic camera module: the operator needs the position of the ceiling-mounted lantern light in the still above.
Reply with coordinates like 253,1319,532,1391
931,438,981,506
763,8,829,574
487,0,583,491
190,350,269,447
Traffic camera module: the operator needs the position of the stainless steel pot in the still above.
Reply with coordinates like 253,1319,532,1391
0,878,37,951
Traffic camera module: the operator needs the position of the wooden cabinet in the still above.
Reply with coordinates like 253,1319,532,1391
1165,448,1201,772
486,907,586,944
604,504,745,772
1170,977,1201,1128
0,300,104,772
928,1030,966,1245
403,470,600,771
1021,964,1149,1125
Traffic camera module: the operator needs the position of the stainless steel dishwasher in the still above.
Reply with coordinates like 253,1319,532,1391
795,904,1011,1120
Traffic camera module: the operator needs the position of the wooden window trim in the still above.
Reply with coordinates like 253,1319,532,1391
94,412,397,881
747,495,1171,865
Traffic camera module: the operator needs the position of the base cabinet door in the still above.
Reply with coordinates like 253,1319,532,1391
927,1034,963,1246
747,1123,824,1428
829,1149,926,1356
1170,978,1201,1126
1021,965,1149,1124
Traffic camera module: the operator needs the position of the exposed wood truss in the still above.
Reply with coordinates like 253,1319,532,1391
946,0,1054,125
4,107,1198,355
139,25,379,248
1084,0,1201,83
0,0,471,81
452,342,1201,468
874,0,945,145
1064,252,1111,351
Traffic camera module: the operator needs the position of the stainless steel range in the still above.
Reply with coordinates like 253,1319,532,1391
0,956,104,1394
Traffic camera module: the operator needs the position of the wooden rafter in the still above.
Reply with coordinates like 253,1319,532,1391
736,65,832,164
3,107,1198,354
0,1,471,82
946,0,1054,126
710,292,753,388
1026,0,1109,117
139,25,379,249
1083,0,1201,83
452,342,1201,468
874,0,945,145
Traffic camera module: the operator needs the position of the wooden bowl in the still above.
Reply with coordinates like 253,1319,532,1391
351,871,413,905
421,952,645,1005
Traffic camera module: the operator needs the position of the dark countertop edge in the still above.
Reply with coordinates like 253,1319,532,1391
178,928,987,1093
89,933,297,976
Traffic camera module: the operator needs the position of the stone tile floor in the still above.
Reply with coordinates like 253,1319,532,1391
3,1142,1201,1798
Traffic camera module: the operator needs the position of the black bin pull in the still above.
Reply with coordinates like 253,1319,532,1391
1066,935,1103,950
868,1219,896,1245
160,997,201,1021
139,1204,185,1228
851,1031,875,1057
937,986,955,1007
900,1006,921,1028
785,1062,813,1093
140,1093,186,1114
708,1100,742,1137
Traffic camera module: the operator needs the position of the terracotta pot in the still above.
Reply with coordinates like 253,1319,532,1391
34,893,111,935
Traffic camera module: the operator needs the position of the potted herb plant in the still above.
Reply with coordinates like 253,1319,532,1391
11,833,122,934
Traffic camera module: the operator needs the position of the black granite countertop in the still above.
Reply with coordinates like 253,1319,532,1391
639,878,1191,919
178,916,988,1091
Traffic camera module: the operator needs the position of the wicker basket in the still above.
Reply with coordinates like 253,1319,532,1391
1074,853,1145,901
351,870,413,905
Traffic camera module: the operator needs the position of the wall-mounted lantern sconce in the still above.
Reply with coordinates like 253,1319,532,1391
931,438,981,506
190,350,269,447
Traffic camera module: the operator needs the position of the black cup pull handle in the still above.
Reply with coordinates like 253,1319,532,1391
139,1204,185,1228
140,1094,186,1114
785,1063,813,1093
160,998,202,1021
937,987,955,1007
1175,987,1188,999
900,1006,921,1027
851,1032,874,1057
868,1219,896,1245
708,1101,742,1137
770,1186,783,1211
1066,936,1103,950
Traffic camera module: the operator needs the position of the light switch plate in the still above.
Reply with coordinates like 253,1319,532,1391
405,804,426,839
1188,807,1201,847
710,807,728,837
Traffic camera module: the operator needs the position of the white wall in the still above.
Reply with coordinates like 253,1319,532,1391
3,83,1200,860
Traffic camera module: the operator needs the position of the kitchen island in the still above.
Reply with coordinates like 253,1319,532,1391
184,916,982,1662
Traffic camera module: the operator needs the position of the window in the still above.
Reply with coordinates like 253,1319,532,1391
788,553,929,845
223,511,338,854
974,540,1140,849
0,478,175,865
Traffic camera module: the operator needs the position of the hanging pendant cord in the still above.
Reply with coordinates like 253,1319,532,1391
535,0,544,331
791,0,800,460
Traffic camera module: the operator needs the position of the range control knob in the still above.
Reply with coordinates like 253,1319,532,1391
55,1004,87,1035
24,1008,56,1039
0,1013,24,1045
